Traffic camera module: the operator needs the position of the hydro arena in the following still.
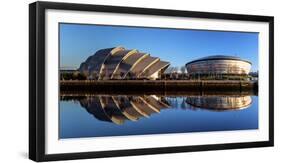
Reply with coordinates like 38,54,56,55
185,55,251,79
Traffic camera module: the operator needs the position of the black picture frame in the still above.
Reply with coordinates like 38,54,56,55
29,1,274,162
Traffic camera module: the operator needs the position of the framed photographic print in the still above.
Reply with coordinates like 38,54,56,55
29,1,274,162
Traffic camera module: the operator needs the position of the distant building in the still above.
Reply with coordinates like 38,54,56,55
185,55,252,79
79,47,170,80
60,67,77,74
60,69,77,74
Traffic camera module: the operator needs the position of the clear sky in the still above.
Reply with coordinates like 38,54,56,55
60,23,259,71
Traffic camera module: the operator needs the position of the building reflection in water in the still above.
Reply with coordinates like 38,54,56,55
61,94,252,125
185,95,252,111
78,95,170,125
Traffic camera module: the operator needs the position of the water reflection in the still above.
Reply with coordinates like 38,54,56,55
62,95,170,125
61,93,253,125
185,95,252,111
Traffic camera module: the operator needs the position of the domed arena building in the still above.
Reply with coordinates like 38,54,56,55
79,47,170,80
185,55,252,80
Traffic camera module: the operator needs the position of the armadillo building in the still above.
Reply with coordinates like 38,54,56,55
185,55,252,78
79,47,170,80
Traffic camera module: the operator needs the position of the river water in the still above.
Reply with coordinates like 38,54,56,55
59,93,258,139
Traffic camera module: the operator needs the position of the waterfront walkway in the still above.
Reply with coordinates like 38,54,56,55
60,80,258,93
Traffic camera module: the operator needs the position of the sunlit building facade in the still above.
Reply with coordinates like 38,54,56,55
185,55,252,77
79,47,170,80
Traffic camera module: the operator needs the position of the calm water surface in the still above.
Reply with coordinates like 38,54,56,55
59,93,258,139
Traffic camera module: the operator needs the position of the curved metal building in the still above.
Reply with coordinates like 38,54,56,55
185,55,251,75
79,47,170,80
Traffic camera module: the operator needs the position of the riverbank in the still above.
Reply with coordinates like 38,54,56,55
60,80,258,94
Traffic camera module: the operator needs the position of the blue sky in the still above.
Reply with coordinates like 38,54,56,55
60,23,259,71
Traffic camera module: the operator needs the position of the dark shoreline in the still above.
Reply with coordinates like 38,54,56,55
60,80,258,95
